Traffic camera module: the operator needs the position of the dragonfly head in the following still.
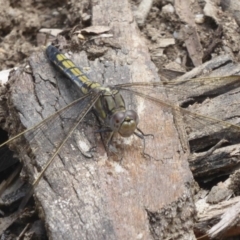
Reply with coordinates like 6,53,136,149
110,110,139,137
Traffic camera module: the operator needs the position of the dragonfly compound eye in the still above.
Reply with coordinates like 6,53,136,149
110,110,139,137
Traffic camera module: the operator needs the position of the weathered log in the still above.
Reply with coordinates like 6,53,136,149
195,196,240,239
189,143,240,181
165,55,240,182
179,56,240,238
0,0,195,239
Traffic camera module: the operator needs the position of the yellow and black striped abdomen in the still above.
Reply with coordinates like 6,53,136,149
46,45,101,94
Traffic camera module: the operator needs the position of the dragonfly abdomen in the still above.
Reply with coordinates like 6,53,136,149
46,45,101,95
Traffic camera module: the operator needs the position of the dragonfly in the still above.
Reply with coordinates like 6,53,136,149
1,45,240,210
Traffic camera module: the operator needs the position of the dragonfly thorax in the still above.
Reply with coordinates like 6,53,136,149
109,110,139,137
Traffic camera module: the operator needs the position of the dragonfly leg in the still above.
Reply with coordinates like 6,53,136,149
136,127,154,138
94,130,123,161
134,128,154,160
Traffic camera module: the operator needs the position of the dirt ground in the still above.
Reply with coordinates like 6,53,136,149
1,0,240,73
0,0,91,70
1,0,240,239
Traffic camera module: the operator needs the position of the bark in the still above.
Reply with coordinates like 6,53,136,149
195,196,240,239
1,0,195,240
176,57,240,182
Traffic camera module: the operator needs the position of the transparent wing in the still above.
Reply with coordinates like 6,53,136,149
115,75,240,103
117,77,240,153
0,92,100,179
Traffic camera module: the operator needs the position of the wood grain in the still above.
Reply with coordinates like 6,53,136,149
3,0,195,239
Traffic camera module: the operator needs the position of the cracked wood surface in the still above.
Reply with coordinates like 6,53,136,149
2,0,195,239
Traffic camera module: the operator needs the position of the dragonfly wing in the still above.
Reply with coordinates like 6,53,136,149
1,62,100,184
118,82,240,153
118,78,240,182
115,75,240,104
